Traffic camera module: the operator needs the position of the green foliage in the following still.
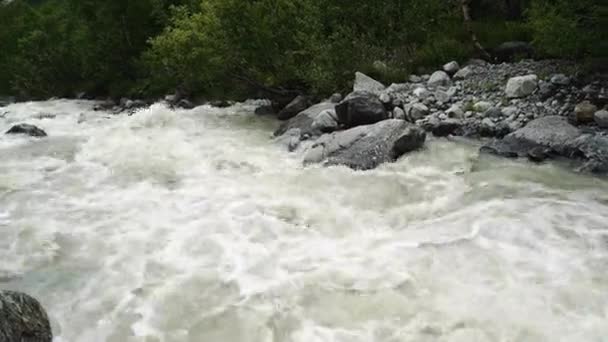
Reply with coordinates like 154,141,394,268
0,0,606,99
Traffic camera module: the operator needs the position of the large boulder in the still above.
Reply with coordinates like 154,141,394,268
277,95,312,121
572,135,608,173
274,102,336,138
311,109,339,133
6,124,47,137
505,74,538,98
0,291,52,342
353,72,385,94
304,119,426,170
480,116,582,159
335,92,388,128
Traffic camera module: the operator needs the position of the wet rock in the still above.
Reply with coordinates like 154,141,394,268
354,72,385,94
208,100,231,108
428,71,451,87
481,116,581,158
505,75,538,98
304,119,425,170
177,99,195,109
254,103,275,116
274,102,335,138
277,95,312,121
336,92,388,128
0,291,52,342
574,101,598,124
594,109,608,128
443,61,460,75
428,118,463,137
311,109,339,133
6,124,47,137
527,146,551,162
572,135,608,173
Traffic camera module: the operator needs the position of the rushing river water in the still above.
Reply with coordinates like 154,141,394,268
1,100,608,342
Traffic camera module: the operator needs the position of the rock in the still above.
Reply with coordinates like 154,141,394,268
479,118,496,137
304,119,425,170
277,95,312,121
435,89,452,103
493,41,534,62
473,101,493,113
209,100,231,108
336,93,388,128
274,102,335,138
481,116,582,158
538,82,556,100
0,291,52,342
379,93,392,105
430,118,463,137
353,72,385,93
409,75,422,83
484,107,503,118
5,124,47,137
505,75,538,98
550,74,570,86
446,104,464,118
574,101,598,124
502,106,518,117
527,146,551,162
572,135,608,173
393,107,406,120
311,109,339,133
408,103,429,121
428,71,451,87
594,110,608,128
453,66,473,80
164,94,179,104
413,87,431,99
177,99,195,109
329,93,343,103
0,96,15,107
254,103,275,116
443,61,460,75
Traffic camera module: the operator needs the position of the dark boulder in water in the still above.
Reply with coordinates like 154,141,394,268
335,92,388,128
0,291,53,342
6,124,47,137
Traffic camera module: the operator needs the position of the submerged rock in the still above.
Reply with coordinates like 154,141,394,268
304,119,425,170
6,124,47,137
0,291,52,342
335,92,388,128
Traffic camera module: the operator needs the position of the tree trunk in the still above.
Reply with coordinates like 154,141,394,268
461,0,492,60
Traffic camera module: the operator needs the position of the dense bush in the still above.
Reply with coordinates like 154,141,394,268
0,0,605,99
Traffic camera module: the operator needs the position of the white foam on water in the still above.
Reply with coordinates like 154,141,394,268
1,100,607,342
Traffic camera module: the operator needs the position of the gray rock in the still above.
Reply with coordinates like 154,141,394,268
428,118,463,137
274,102,335,137
6,124,47,137
354,72,385,93
0,291,52,342
435,90,452,103
393,107,406,120
312,109,339,133
408,103,429,121
453,66,473,80
481,116,581,158
505,75,538,98
550,74,570,86
428,71,451,87
574,101,598,124
484,107,503,118
538,82,556,100
446,104,464,118
572,135,608,173
473,101,493,113
594,110,608,128
277,95,312,121
409,75,422,83
329,93,343,103
379,93,392,105
177,99,195,109
304,119,425,170
336,93,388,128
254,103,275,116
480,118,496,136
443,61,460,75
413,87,430,99
502,106,518,117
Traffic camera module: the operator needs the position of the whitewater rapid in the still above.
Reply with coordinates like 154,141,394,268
1,100,607,342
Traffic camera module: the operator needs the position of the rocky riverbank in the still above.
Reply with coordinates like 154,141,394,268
272,59,608,173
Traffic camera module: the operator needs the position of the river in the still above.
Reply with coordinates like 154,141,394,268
1,100,607,341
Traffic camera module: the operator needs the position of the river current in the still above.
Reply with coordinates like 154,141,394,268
1,100,607,342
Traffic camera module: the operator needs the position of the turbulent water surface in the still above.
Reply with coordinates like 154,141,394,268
1,100,607,342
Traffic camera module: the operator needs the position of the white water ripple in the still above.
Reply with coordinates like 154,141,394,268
1,100,607,342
